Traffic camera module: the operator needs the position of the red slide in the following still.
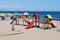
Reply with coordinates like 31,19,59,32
25,19,35,29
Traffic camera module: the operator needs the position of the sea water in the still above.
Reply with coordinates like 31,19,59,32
0,11,60,20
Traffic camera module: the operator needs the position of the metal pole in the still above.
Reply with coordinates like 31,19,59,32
15,15,17,25
12,24,15,31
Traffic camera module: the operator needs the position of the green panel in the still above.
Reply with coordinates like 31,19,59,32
47,14,53,19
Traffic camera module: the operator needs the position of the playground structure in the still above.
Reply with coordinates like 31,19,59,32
25,19,35,29
25,13,40,29
2,12,59,39
0,12,60,40
22,12,29,26
10,14,18,25
0,11,60,40
0,19,60,40
10,12,57,30
44,14,56,28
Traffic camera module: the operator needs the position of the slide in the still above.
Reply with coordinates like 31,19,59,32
25,19,35,29
50,23,56,28
10,20,15,24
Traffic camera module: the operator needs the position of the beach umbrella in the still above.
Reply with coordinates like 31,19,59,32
23,12,29,15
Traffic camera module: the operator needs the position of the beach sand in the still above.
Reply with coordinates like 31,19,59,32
0,19,60,40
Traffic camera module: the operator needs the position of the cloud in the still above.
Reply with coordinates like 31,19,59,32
0,5,21,11
0,6,8,9
0,5,21,9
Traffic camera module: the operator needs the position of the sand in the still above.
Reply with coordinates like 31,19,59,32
0,19,60,40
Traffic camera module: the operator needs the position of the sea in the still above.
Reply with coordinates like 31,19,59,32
12,11,60,18
22,11,60,18
0,11,60,19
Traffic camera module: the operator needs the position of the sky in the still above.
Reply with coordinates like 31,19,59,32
0,0,60,11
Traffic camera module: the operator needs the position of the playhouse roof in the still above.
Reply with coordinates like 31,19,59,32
23,12,29,15
45,14,53,19
33,13,40,17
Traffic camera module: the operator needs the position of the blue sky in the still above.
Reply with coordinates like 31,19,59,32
0,0,60,11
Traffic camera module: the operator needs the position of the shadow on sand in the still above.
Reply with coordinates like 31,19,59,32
0,32,24,36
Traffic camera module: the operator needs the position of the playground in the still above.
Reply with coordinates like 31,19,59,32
0,19,60,40
0,12,60,40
